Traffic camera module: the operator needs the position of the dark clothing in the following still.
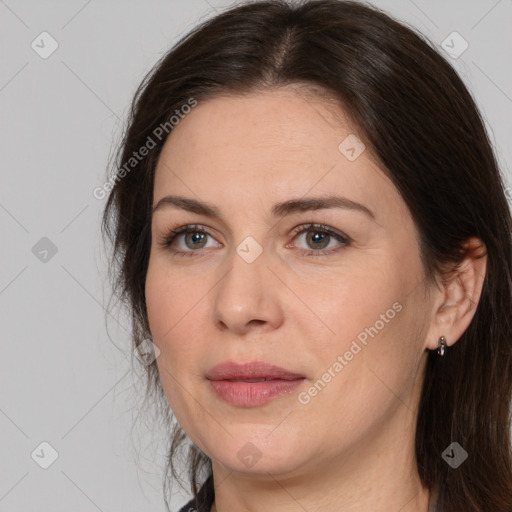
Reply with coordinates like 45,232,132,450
177,475,214,512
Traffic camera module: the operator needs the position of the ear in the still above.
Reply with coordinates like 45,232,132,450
424,237,488,352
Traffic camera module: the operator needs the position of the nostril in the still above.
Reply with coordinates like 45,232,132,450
247,319,265,327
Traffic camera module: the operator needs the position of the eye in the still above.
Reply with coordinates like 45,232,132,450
157,224,220,257
288,223,351,256
157,222,351,258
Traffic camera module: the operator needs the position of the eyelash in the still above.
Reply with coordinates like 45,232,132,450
157,223,351,258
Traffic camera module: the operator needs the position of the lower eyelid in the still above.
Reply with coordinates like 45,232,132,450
290,236,349,257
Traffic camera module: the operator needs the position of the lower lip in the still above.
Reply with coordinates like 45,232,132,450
209,379,305,407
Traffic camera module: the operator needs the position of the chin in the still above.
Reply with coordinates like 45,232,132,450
207,431,308,476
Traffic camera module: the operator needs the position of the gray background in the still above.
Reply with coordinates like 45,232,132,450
1,0,511,511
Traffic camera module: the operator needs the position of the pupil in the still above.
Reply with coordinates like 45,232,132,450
307,231,329,249
186,232,206,249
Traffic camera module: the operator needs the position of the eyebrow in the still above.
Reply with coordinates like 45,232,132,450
152,194,375,220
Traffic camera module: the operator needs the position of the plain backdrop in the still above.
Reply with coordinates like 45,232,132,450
1,0,511,511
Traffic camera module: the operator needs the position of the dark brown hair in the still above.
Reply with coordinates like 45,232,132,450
101,1,512,510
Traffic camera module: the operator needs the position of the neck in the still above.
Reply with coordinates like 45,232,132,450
210,404,431,512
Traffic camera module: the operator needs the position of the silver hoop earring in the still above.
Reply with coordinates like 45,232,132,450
437,336,447,356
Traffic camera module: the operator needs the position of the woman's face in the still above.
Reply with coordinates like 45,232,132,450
145,87,438,478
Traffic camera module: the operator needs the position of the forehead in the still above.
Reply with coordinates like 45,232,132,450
152,87,406,223
157,87,361,171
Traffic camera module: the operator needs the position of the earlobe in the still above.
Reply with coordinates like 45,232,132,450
425,237,487,352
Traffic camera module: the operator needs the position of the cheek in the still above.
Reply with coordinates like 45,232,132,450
145,260,212,376
145,260,196,340
301,298,424,448
300,253,424,388
145,265,198,418
145,267,171,343
295,257,403,348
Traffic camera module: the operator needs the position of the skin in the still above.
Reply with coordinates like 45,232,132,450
145,86,487,512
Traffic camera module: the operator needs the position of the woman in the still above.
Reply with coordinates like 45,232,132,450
101,1,512,511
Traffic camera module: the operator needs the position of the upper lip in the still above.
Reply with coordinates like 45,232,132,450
206,361,305,381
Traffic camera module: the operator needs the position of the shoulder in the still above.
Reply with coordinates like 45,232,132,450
177,498,198,512
176,474,214,512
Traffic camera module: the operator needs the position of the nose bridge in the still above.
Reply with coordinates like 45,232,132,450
212,237,283,333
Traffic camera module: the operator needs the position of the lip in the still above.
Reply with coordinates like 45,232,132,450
206,361,306,407
206,361,305,381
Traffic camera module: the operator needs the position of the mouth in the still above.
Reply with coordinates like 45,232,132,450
206,361,306,407
228,378,275,382
206,361,305,381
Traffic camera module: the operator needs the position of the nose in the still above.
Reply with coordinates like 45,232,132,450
212,245,285,336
